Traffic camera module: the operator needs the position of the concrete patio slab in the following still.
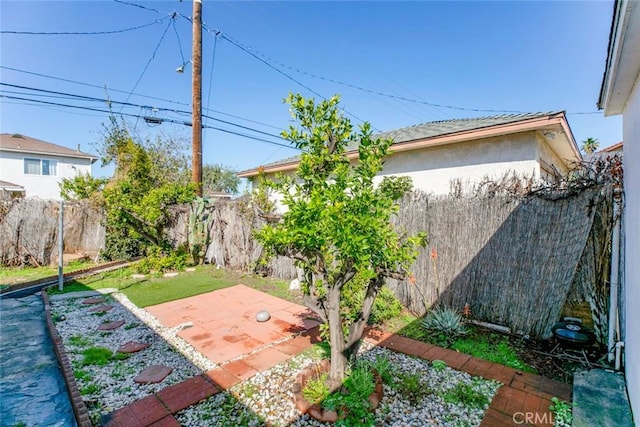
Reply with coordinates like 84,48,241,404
572,369,633,427
145,284,320,366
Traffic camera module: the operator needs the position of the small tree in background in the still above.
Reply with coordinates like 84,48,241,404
97,118,196,260
581,137,600,154
255,94,425,388
202,163,240,195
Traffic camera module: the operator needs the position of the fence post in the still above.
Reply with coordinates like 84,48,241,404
58,199,64,291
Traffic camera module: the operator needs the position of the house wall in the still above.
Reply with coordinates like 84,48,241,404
0,151,92,200
623,72,640,418
373,132,540,195
535,133,571,180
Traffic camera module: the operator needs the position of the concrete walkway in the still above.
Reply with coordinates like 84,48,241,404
0,294,77,427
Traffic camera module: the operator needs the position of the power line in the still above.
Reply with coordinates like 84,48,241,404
0,94,298,151
216,31,603,117
218,31,377,131
0,65,285,128
0,65,190,106
204,31,219,139
113,0,163,15
0,17,169,36
172,14,187,64
120,17,173,109
0,82,287,140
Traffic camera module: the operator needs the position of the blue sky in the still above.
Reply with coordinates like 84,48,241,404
0,0,621,182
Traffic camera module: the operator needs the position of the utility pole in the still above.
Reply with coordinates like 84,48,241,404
192,0,203,196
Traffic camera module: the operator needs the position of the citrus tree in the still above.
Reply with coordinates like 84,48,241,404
255,94,425,388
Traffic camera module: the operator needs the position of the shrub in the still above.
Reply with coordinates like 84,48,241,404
137,246,189,273
422,306,469,336
550,397,572,427
302,372,330,404
442,382,489,409
432,360,447,371
342,274,403,326
81,347,112,366
370,286,403,325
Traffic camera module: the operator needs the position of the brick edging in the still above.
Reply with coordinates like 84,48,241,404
41,289,92,427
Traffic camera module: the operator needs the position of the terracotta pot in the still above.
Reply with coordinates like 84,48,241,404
291,359,383,423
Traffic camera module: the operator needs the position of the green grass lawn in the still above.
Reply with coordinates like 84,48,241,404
48,264,298,308
0,259,96,285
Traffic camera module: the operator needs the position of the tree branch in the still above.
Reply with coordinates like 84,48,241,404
303,294,328,323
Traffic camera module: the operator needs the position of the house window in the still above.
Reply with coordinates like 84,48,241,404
24,158,57,176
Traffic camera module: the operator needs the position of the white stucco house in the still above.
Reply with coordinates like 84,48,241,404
598,0,639,419
0,133,98,200
238,111,581,205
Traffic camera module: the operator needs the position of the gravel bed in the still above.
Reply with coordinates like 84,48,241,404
177,342,501,427
50,292,217,425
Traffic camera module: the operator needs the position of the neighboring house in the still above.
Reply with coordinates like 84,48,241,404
0,180,25,200
0,133,98,200
600,141,624,155
598,0,639,419
239,111,581,204
585,141,623,162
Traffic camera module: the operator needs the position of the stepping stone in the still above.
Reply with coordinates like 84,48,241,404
185,267,196,272
118,341,150,353
98,320,126,331
135,365,173,384
89,305,113,313
163,272,179,278
82,297,106,305
131,274,146,279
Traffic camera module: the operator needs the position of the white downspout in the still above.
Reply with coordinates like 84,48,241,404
615,341,625,371
608,188,623,364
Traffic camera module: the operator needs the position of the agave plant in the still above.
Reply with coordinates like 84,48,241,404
421,306,469,336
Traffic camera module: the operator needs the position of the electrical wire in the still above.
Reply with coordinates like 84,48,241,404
1,94,298,150
216,31,602,117
0,17,169,36
120,17,173,109
204,31,219,140
0,65,286,128
172,13,187,64
113,0,162,15
217,31,377,130
0,82,287,140
0,65,189,106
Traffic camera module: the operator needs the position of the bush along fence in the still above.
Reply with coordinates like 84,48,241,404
0,199,105,266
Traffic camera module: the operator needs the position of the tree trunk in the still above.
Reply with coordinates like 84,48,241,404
327,285,347,391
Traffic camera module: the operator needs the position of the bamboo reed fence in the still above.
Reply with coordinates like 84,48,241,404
0,199,105,266
180,182,615,341
1,166,616,342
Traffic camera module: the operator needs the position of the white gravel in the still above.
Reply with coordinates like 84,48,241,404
50,292,217,425
177,342,501,427
52,292,500,427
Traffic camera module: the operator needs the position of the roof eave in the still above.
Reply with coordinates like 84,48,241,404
238,112,575,177
0,147,99,162
598,0,640,116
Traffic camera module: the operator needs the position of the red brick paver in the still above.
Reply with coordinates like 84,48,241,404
367,331,571,427
103,395,169,427
147,416,181,427
156,375,219,413
101,288,571,427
